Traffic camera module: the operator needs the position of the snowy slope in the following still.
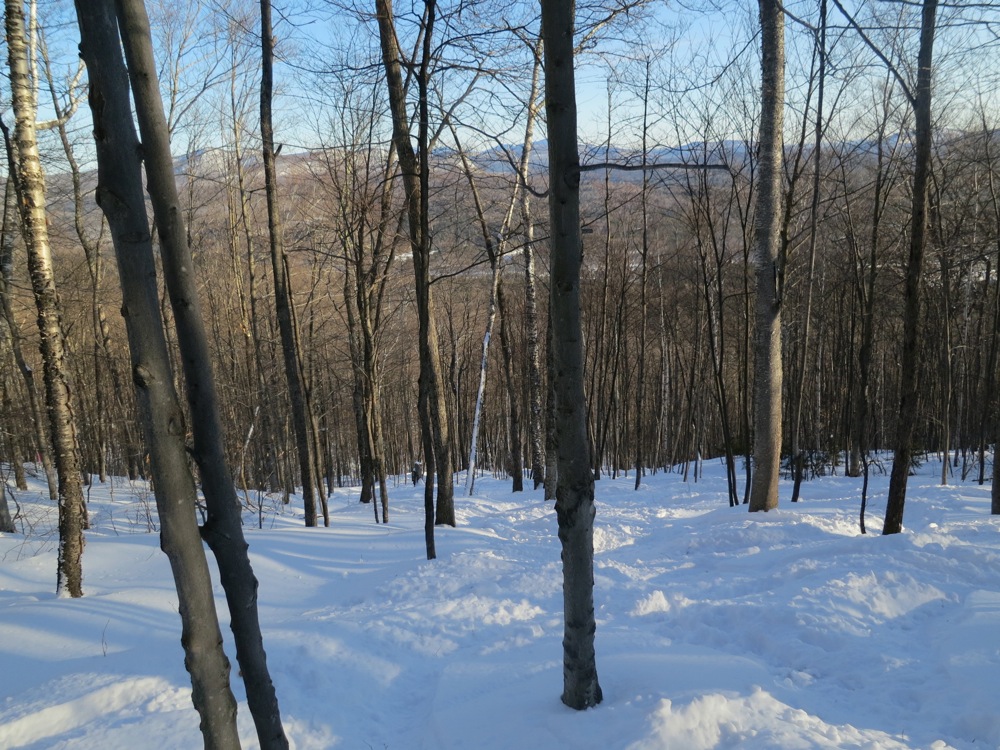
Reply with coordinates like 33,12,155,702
1,457,997,749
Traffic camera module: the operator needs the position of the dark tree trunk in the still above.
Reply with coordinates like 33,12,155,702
541,0,603,709
0,435,13,531
498,280,524,492
113,1,288,744
74,1,242,745
259,0,319,528
884,0,938,535
374,0,454,538
544,317,558,502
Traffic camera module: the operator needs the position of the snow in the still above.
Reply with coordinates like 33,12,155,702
1,457,999,749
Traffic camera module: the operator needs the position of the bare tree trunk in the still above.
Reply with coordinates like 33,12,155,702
0,171,56,499
259,0,319,527
748,0,785,513
465,251,500,496
981,119,1000,503
73,4,242,744
374,0,454,534
0,463,12,532
450,118,523,495
5,0,86,596
497,280,524,491
938,253,952,486
541,0,602,709
544,317,558,501
634,60,651,492
790,0,826,503
39,36,119,486
884,0,938,535
851,78,895,491
113,1,288,744
0,385,14,530
344,267,376,509
519,43,545,490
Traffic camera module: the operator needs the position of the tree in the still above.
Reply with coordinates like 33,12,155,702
261,0,324,528
39,21,121,485
73,1,243,746
4,0,87,596
311,81,402,520
0,464,12,532
113,0,289,743
787,0,827,504
541,0,603,709
748,0,786,513
374,0,456,540
879,0,938,535
0,170,55,499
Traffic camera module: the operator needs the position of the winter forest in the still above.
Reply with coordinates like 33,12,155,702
3,0,1000,746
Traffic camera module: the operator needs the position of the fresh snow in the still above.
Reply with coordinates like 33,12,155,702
1,457,998,749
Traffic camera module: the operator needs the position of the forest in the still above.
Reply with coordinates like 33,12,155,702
2,0,1000,742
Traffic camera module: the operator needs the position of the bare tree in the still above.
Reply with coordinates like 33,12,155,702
374,0,456,541
880,0,938,535
748,0,786,513
73,3,242,744
261,0,324,527
114,0,289,743
541,0,603,709
5,0,86,596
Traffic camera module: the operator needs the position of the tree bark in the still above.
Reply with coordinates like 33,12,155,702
374,0,454,531
5,0,86,596
544,316,558,502
883,0,938,535
541,0,603,709
0,172,56,501
73,2,242,746
748,0,785,513
0,464,12,533
497,280,524,492
259,0,319,527
113,0,288,744
517,42,545,490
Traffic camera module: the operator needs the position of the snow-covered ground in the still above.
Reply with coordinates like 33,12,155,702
1,456,998,749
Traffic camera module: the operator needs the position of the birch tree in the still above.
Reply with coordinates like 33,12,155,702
5,0,86,596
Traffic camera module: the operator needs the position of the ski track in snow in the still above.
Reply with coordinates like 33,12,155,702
1,459,999,748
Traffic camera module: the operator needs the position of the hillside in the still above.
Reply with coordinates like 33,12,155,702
0,458,997,748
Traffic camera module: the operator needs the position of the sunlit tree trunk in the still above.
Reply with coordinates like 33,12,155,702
748,0,785,513
5,0,86,596
0,172,55,499
114,0,289,743
519,42,545,490
73,3,242,743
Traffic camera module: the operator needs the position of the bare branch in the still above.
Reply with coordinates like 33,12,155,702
829,0,916,105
